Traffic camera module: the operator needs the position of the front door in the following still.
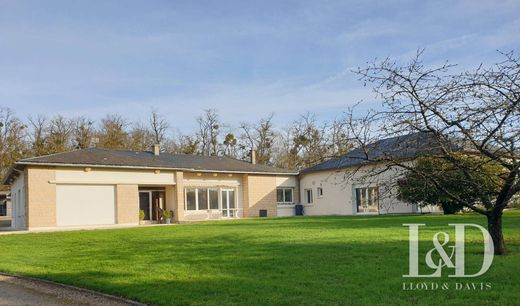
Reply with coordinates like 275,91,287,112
221,189,236,217
139,191,165,221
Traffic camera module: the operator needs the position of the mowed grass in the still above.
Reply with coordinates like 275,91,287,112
0,212,519,306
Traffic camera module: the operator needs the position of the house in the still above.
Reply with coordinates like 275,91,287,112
4,146,298,230
4,133,445,231
298,133,443,216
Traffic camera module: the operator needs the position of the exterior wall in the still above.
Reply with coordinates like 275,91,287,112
17,162,301,227
26,167,56,228
23,166,178,229
299,163,420,216
55,168,175,185
173,171,184,222
246,175,277,217
10,173,27,229
276,176,299,217
116,184,139,224
242,174,250,217
181,172,243,221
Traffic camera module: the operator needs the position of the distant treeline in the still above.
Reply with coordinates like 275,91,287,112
0,107,356,179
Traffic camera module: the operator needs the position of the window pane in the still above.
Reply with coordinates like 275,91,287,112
209,189,219,209
198,188,208,210
228,190,235,208
356,189,362,212
186,189,196,210
356,187,379,213
285,189,293,203
222,190,228,209
306,189,313,203
277,189,284,202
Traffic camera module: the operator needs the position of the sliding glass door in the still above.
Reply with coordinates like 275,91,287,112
221,189,236,217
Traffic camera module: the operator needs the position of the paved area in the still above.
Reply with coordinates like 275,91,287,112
0,275,144,306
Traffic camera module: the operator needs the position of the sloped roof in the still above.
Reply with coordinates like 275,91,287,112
12,148,297,175
300,132,463,174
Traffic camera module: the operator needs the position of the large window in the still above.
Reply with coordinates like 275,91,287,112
305,189,313,204
185,187,236,212
277,188,293,204
355,187,379,213
186,189,197,210
198,188,208,210
209,189,219,209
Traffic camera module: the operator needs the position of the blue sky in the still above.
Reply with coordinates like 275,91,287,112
0,0,519,133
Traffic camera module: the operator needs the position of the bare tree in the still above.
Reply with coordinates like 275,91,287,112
239,114,276,164
0,107,27,179
327,116,353,157
350,50,520,255
28,115,49,156
149,110,169,145
290,112,328,169
72,117,95,149
98,115,128,149
197,109,220,156
128,123,153,151
178,135,199,155
47,115,74,153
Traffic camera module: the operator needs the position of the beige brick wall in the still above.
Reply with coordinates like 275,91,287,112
246,175,277,217
242,174,250,217
174,171,185,222
116,184,139,224
26,167,56,228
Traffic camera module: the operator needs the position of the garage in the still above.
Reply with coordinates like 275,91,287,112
56,185,116,227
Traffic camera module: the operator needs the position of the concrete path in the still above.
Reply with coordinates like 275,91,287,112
0,274,145,306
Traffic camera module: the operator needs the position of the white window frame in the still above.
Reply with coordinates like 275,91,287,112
221,188,239,218
355,186,379,214
185,187,237,212
277,188,294,205
304,189,313,204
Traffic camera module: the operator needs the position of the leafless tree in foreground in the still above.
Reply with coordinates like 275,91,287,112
348,50,519,255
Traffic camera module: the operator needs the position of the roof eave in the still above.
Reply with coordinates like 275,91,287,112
14,161,299,176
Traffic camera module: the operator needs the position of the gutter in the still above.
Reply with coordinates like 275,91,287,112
14,161,299,176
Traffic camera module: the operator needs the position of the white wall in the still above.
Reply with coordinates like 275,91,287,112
55,167,176,185
56,184,116,226
276,176,297,188
299,164,417,216
11,172,26,229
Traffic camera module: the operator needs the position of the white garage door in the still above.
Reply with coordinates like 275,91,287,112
56,185,116,227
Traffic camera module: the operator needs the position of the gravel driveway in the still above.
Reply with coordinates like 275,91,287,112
0,274,145,306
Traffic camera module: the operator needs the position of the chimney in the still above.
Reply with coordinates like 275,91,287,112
153,143,160,156
250,149,256,164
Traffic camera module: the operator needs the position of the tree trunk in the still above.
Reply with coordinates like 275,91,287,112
487,212,507,255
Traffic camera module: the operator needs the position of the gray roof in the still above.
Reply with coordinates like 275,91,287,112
300,132,463,174
13,148,297,175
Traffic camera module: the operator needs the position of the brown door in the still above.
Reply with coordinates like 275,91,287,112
151,191,165,221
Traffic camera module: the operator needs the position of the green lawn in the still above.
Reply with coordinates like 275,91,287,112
0,212,519,306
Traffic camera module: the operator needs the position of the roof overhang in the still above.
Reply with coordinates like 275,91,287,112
6,161,298,181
